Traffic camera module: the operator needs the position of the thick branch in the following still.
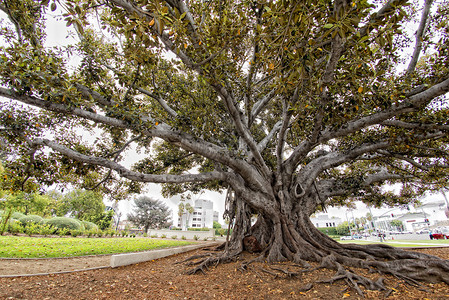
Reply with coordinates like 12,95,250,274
377,149,430,171
381,120,449,131
30,138,227,184
0,87,129,128
406,0,433,76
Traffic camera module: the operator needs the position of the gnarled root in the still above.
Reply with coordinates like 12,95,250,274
184,251,241,275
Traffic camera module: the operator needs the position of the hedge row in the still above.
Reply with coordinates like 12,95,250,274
1,211,99,233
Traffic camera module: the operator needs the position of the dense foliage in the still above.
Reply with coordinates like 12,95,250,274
127,196,172,232
0,0,449,293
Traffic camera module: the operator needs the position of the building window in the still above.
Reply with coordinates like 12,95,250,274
198,212,202,215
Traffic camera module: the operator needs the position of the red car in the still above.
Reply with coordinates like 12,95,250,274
431,228,449,240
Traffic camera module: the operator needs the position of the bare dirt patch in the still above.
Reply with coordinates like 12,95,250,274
0,255,111,276
1,247,448,299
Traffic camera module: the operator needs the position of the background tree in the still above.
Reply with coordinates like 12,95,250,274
336,221,351,236
56,189,105,221
177,202,193,231
0,0,449,293
389,219,404,232
85,210,114,230
127,196,172,233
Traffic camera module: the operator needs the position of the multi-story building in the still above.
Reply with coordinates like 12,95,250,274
177,199,219,229
310,214,342,228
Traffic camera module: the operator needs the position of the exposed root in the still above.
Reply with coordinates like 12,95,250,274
184,251,241,275
317,265,386,297
175,253,213,265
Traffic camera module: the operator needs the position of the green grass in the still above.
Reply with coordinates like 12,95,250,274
338,238,449,248
0,236,194,258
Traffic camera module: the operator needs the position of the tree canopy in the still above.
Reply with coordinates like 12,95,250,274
54,189,105,221
127,196,171,232
0,0,449,294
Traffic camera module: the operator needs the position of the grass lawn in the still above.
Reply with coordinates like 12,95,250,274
0,236,194,258
338,238,449,248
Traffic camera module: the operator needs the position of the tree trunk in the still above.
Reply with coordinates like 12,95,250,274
188,186,449,294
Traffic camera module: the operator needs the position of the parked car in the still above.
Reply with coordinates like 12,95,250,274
431,228,449,240
340,236,353,240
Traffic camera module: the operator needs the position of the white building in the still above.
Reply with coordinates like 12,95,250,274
373,200,449,232
310,214,342,228
177,199,219,229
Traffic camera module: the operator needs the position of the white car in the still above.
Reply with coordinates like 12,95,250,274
340,236,353,240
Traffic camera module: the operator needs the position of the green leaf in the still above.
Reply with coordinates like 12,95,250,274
323,24,333,29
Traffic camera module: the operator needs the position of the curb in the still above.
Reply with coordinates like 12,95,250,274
110,242,219,268
0,242,219,278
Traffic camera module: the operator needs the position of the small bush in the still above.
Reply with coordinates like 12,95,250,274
150,234,158,238
203,237,208,241
7,219,23,235
171,235,177,239
46,217,84,232
120,230,128,237
143,232,148,237
57,227,70,236
97,230,104,238
161,234,167,238
81,220,98,231
86,228,97,238
24,223,41,236
193,235,199,241
38,224,53,236
71,229,83,237
19,215,44,226
181,235,186,240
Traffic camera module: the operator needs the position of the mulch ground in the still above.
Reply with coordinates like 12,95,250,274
1,247,449,299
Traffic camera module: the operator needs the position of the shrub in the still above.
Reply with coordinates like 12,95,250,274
10,212,26,220
143,232,148,237
181,235,186,240
38,224,54,236
120,230,128,237
81,220,98,231
71,229,83,237
161,234,167,238
86,228,98,238
7,219,23,235
57,227,70,236
45,217,84,233
193,235,199,240
317,227,338,236
171,235,177,239
24,223,41,236
97,230,103,238
19,215,44,226
150,234,158,238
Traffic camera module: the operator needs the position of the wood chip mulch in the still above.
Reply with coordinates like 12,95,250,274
1,247,449,299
